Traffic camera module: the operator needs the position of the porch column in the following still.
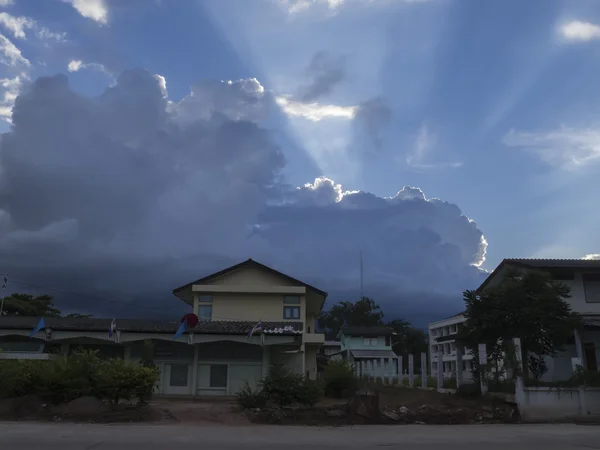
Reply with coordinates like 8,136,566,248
455,343,464,388
191,344,199,398
262,346,271,378
574,329,585,371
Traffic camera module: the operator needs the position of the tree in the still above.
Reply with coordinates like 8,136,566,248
387,319,429,373
459,268,581,380
318,297,384,338
0,293,61,317
64,313,94,319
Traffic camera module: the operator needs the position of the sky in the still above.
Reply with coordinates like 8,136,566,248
0,0,599,327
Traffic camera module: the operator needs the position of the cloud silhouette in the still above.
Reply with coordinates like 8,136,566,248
0,69,486,325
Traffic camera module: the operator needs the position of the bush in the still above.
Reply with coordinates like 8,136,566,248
296,380,323,407
0,350,159,404
455,383,481,399
260,366,305,406
323,360,357,398
235,382,268,409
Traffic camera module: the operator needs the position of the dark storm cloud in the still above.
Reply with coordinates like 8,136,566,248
0,70,486,322
299,51,346,102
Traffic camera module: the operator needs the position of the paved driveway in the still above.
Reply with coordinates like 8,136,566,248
1,422,600,449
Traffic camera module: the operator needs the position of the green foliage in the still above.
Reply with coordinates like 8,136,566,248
318,297,384,338
241,367,324,409
460,268,581,380
64,313,94,319
455,383,481,399
323,360,357,398
0,350,158,404
235,382,268,409
260,366,305,406
0,293,61,317
296,379,324,407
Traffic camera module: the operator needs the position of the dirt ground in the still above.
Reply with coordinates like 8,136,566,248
0,387,518,426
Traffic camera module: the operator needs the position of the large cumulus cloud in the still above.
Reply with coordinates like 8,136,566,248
0,69,486,324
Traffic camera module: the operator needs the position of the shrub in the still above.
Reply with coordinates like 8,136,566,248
323,360,357,398
260,366,305,406
0,350,159,404
235,382,267,409
455,383,481,399
296,379,323,407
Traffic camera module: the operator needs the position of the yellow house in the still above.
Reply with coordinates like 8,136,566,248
0,258,328,397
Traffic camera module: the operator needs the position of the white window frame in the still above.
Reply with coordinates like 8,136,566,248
283,305,300,320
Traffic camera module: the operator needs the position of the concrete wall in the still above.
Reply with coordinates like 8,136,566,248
517,386,600,421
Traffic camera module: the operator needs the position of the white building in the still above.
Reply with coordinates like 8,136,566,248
428,313,473,380
429,258,600,383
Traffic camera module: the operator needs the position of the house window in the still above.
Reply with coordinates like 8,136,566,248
363,337,378,346
210,364,228,388
284,306,300,319
169,364,189,387
584,274,600,303
198,295,213,303
385,336,391,347
198,305,212,321
283,295,301,304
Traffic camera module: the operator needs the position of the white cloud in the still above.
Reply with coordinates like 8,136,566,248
275,96,357,121
0,74,24,122
503,126,600,170
66,0,108,24
405,123,462,171
583,254,600,260
0,0,14,6
0,34,29,66
0,12,66,42
559,20,600,42
0,12,33,39
67,59,112,78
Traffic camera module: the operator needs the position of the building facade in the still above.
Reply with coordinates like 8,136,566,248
0,259,328,397
428,314,473,380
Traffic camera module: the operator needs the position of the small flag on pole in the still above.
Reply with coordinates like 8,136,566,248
29,318,45,338
247,320,263,338
1,275,6,290
173,318,189,340
108,319,116,338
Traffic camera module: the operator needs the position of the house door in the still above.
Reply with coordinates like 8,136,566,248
584,343,598,372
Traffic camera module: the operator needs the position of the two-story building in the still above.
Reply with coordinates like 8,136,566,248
337,326,399,377
480,258,600,381
428,258,600,383
0,259,328,397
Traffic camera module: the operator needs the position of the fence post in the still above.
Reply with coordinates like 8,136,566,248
408,354,414,388
398,357,403,386
420,352,427,389
455,343,464,388
478,343,488,395
437,352,443,392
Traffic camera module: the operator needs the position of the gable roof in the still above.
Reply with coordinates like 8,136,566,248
172,258,328,298
477,258,600,292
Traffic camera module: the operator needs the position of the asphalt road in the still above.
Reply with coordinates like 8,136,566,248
2,422,600,449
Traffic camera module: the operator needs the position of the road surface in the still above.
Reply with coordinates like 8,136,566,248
1,422,600,449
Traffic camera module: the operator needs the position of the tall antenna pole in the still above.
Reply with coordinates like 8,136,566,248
360,249,364,299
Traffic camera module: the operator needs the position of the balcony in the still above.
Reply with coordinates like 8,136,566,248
304,332,325,345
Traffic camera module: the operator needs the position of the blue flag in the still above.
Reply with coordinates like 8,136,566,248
173,318,188,340
29,318,45,338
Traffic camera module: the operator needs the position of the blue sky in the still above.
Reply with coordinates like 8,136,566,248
0,0,599,323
